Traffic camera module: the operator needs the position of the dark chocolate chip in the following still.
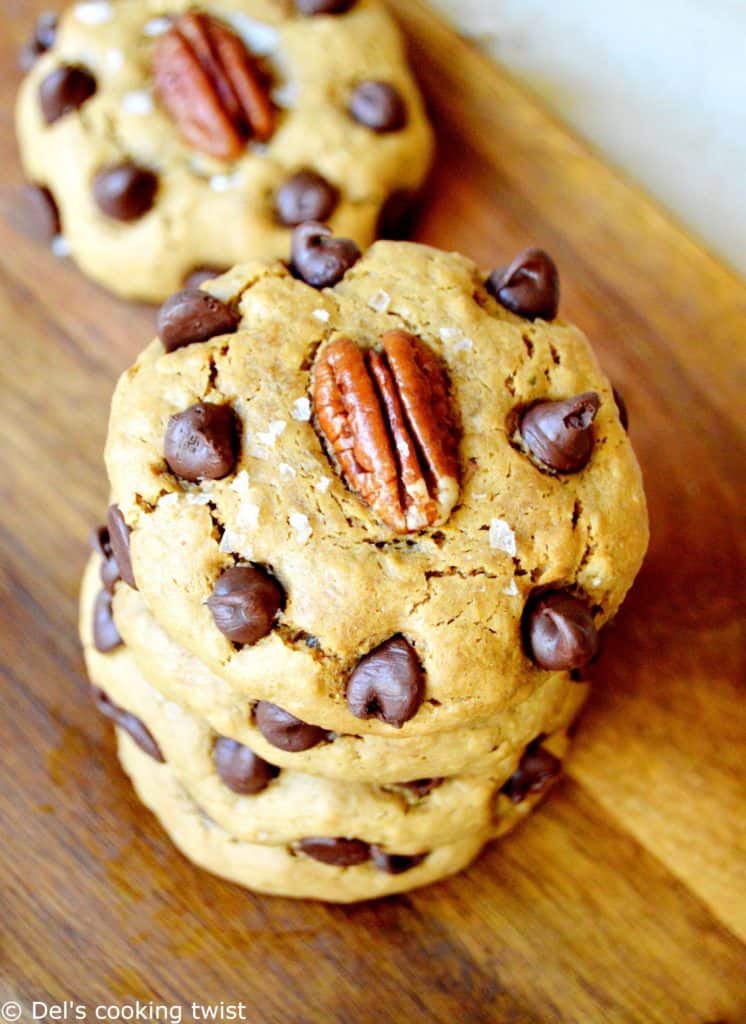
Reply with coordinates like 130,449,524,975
399,777,443,798
92,589,123,653
612,386,629,431
22,185,60,242
254,701,328,752
523,590,599,671
487,247,560,321
91,686,165,762
213,736,278,794
92,162,158,222
297,837,370,866
157,289,240,353
39,65,96,124
294,0,354,13
346,635,424,728
106,504,137,590
501,740,561,804
376,189,418,240
207,565,284,645
370,845,426,874
183,266,228,289
90,524,120,592
275,169,339,227
291,221,361,288
19,12,58,71
520,391,600,473
164,401,239,482
349,81,407,133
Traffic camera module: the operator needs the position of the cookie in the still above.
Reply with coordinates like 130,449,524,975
92,556,588,782
81,556,573,851
103,241,648,736
116,729,557,901
16,1,432,300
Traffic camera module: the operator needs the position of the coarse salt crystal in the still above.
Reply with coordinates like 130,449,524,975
502,579,519,597
291,397,312,421
439,326,461,342
368,290,391,313
209,171,242,193
143,16,171,36
488,518,517,556
75,1,113,25
271,80,299,108
230,470,250,494
159,492,179,507
236,502,259,530
222,13,278,55
51,235,71,258
279,462,296,479
121,90,153,115
185,492,211,505
219,529,237,553
104,48,124,72
289,511,312,544
453,336,473,353
256,420,286,447
312,308,330,323
315,477,331,494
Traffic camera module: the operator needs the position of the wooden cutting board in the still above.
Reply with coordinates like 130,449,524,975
1,2,744,1021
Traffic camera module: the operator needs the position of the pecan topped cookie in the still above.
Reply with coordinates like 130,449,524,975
101,238,648,736
15,0,432,300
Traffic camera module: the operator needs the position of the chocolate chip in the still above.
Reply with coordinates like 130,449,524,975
346,635,424,728
90,524,120,592
254,701,328,752
92,589,123,653
501,740,561,803
164,401,239,482
523,590,599,670
106,505,137,590
296,837,370,866
183,266,228,289
22,185,60,241
92,162,158,222
157,289,240,353
213,736,278,794
376,189,418,240
275,170,339,227
19,12,58,71
39,65,96,124
91,687,165,762
612,386,629,431
349,81,407,133
370,846,426,874
399,777,443,798
207,566,284,645
520,392,600,473
291,221,361,288
295,0,354,13
487,248,560,321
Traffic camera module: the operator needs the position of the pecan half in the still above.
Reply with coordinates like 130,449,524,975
153,13,274,161
313,330,460,533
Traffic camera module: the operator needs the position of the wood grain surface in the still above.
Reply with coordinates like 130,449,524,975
1,2,745,1022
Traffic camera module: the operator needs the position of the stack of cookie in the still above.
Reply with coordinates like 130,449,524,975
79,232,648,900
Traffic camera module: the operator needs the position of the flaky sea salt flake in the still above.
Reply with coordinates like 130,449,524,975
368,290,391,313
312,308,330,323
289,511,312,544
75,1,113,25
121,90,153,116
489,518,517,556
256,420,286,447
291,397,312,421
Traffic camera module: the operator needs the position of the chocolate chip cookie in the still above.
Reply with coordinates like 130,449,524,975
16,1,432,300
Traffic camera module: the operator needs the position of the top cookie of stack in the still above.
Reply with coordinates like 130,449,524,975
102,231,649,742
15,0,433,300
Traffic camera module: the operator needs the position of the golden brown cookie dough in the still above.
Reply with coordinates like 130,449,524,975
16,0,432,300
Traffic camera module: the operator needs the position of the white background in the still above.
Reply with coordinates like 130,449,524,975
430,0,746,275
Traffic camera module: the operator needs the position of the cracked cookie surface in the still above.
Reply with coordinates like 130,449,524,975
103,241,648,735
16,0,432,300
